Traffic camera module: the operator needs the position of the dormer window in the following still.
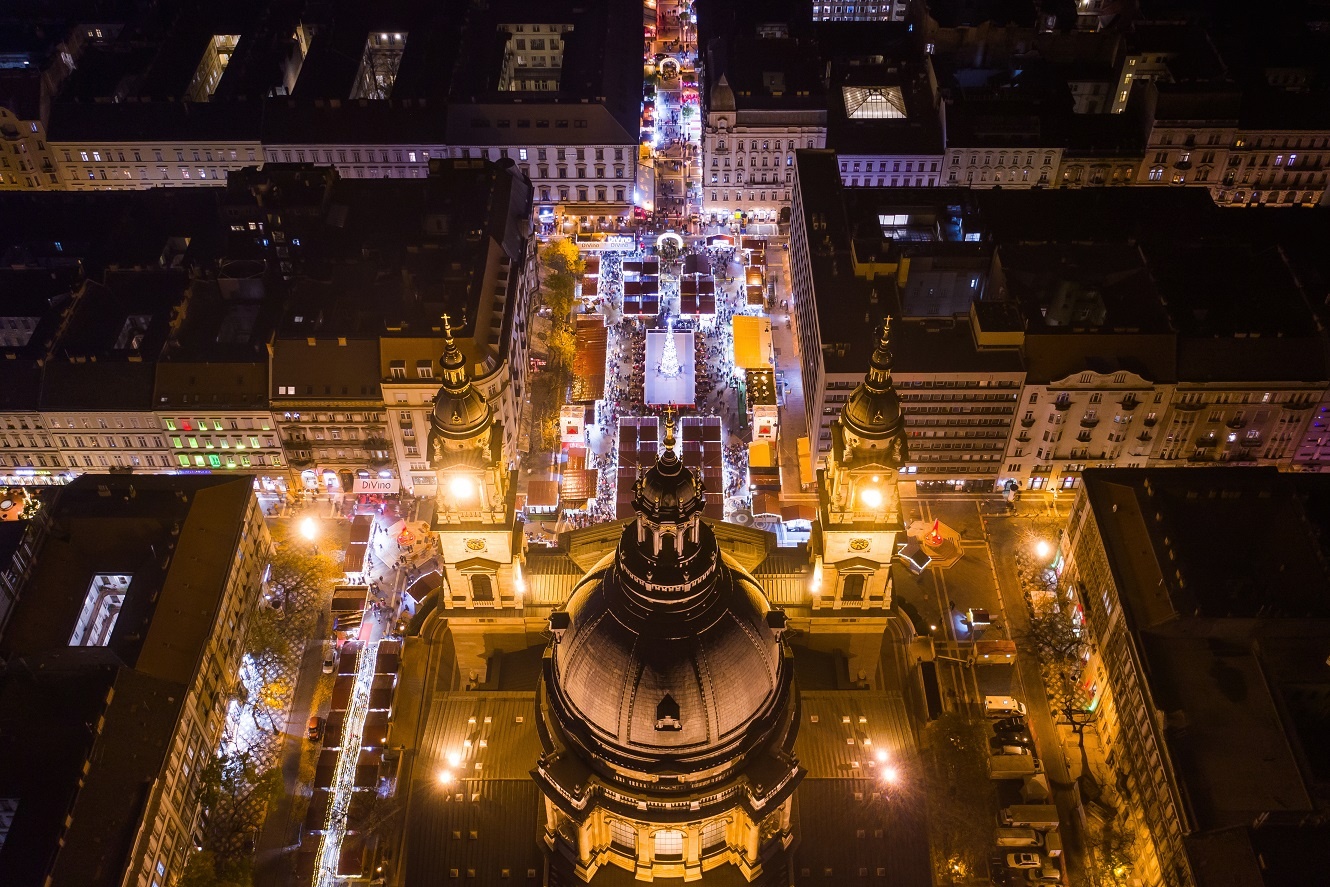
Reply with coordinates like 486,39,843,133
655,694,682,731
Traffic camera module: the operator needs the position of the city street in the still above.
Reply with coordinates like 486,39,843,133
250,498,434,887
895,492,1088,885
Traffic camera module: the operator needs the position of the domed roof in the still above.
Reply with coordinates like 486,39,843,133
841,318,909,460
633,413,705,523
710,73,736,113
551,539,784,766
429,316,492,442
543,412,792,777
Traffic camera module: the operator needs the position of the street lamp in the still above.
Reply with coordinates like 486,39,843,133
300,516,318,543
437,769,454,786
880,765,900,784
1034,539,1052,560
859,487,883,509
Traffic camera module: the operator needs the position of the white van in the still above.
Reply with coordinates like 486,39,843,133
984,696,1028,718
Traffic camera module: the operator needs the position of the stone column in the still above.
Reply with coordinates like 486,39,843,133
684,824,703,881
577,818,593,866
636,823,653,879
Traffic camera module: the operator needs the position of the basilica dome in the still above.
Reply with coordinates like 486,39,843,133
541,418,793,781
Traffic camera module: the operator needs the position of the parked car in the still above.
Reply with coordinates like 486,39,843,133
307,715,325,741
1006,852,1042,869
322,643,337,674
993,716,1028,732
995,727,1035,747
993,744,1032,757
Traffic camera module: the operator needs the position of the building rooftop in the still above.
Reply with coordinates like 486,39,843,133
0,473,255,887
1080,468,1330,879
1144,244,1329,384
404,692,546,884
40,270,186,411
825,59,943,157
0,267,80,411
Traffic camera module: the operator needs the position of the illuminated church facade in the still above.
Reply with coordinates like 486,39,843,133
405,320,922,885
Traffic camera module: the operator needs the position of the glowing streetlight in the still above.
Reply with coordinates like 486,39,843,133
875,749,889,764
1034,539,1052,560
438,769,454,786
859,487,883,509
446,751,462,768
881,765,900,784
300,516,318,542
449,477,474,500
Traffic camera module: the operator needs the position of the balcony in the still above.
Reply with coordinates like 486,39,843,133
1016,433,1032,443
1174,400,1204,411
1143,416,1157,427
1119,394,1140,410
1285,400,1315,411
398,415,415,429
1196,435,1219,449
1020,416,1036,428
1053,399,1072,412
1225,416,1247,430
1080,416,1100,428
1138,431,1152,442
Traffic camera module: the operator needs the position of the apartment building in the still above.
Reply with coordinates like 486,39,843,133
153,278,286,491
793,154,1330,488
36,0,642,221
0,268,76,486
827,57,945,191
1059,468,1330,887
791,154,1025,485
698,10,828,226
270,332,389,496
990,243,1177,492
38,272,182,475
942,102,1064,189
1144,244,1327,466
0,474,270,887
811,0,911,21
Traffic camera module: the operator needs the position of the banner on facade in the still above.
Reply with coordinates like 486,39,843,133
353,477,400,494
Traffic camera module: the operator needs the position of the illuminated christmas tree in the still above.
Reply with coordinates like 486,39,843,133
659,318,682,377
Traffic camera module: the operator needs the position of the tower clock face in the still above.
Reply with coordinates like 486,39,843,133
850,538,871,551
465,538,486,551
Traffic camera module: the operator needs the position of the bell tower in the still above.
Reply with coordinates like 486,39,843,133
813,318,908,611
428,315,522,616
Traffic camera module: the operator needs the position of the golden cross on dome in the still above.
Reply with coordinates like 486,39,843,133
441,312,453,340
662,404,678,450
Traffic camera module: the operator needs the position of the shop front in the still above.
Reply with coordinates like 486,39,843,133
0,469,74,487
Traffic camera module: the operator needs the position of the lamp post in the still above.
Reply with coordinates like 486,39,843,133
300,516,319,553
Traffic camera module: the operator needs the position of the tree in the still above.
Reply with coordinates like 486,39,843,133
1084,815,1137,887
547,325,576,369
195,750,281,867
544,273,576,318
923,712,998,884
540,237,584,278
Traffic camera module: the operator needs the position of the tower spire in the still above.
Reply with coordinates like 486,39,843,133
440,312,468,386
866,316,893,385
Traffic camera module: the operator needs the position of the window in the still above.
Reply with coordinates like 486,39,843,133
609,820,636,853
654,830,684,860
